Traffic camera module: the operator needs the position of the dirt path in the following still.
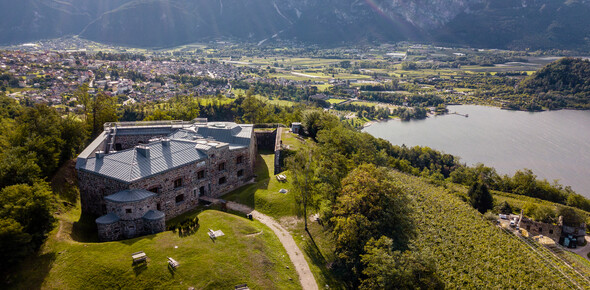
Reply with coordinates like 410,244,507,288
224,200,318,290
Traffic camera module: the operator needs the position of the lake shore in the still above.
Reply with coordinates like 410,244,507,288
363,105,590,198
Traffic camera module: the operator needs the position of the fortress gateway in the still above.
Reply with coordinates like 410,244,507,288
75,120,256,241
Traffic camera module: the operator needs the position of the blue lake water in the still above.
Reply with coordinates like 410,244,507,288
363,105,590,198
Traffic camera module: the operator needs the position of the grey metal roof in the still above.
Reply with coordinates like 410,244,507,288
77,139,208,183
76,122,253,183
77,131,108,160
96,213,120,225
115,127,175,136
105,189,156,203
194,123,254,146
170,123,253,148
143,210,165,221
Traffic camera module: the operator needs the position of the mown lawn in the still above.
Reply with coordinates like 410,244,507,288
222,153,297,219
326,98,346,105
5,209,300,289
281,131,306,151
222,153,345,289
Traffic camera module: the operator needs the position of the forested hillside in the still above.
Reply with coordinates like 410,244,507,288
522,58,590,94
519,58,590,109
0,94,88,271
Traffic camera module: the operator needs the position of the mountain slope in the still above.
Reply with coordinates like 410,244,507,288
79,0,296,47
1,0,590,50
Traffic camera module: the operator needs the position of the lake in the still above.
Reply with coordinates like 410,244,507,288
363,105,590,198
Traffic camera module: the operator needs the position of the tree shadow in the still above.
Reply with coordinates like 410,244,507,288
2,252,56,289
119,233,157,246
302,231,343,288
222,152,271,209
71,213,99,243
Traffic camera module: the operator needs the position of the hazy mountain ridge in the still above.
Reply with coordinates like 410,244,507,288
1,0,590,50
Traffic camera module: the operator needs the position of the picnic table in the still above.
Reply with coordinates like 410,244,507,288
168,257,179,269
131,251,147,264
208,229,225,239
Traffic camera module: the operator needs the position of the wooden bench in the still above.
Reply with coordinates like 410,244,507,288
131,251,147,264
168,257,179,269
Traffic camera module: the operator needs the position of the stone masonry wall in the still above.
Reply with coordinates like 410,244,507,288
80,144,254,220
124,146,253,220
520,217,562,241
97,222,122,242
105,197,157,221
255,130,277,151
78,170,129,216
143,218,165,235
81,126,257,241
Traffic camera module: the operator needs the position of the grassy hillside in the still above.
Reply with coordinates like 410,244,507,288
4,209,300,289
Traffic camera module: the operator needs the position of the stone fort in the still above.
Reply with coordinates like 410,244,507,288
76,119,257,241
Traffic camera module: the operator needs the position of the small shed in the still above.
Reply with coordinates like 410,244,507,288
291,122,302,135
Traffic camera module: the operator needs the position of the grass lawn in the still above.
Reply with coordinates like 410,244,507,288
222,153,297,219
326,98,346,105
281,131,306,151
255,96,298,107
5,209,300,289
312,83,332,92
351,101,378,107
221,152,345,289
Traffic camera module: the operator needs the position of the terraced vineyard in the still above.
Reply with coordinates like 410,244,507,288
391,171,582,288
516,234,590,289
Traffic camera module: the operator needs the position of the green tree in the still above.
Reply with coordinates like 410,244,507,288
360,237,443,290
558,207,585,227
302,110,339,141
88,92,118,137
0,181,55,269
332,164,412,284
534,206,556,223
286,145,320,231
15,105,64,176
144,109,173,121
0,147,41,188
59,114,88,163
168,95,200,120
0,182,55,245
0,218,32,270
468,182,494,214
496,201,513,214
240,90,267,124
